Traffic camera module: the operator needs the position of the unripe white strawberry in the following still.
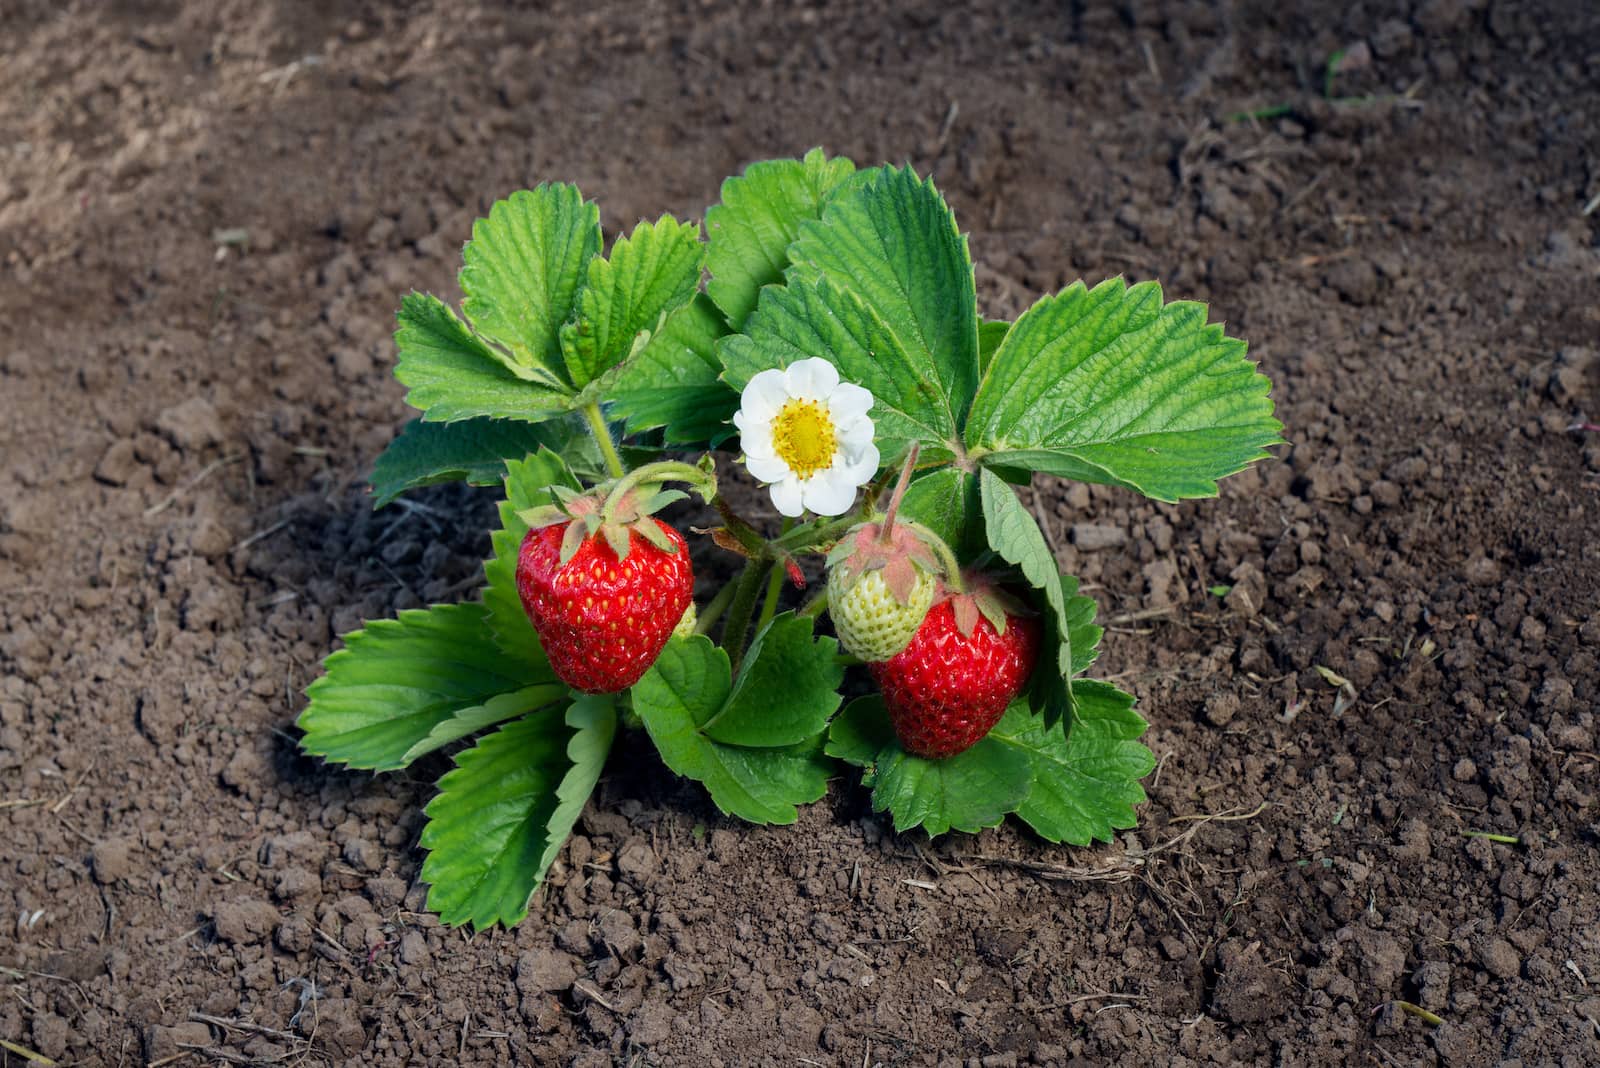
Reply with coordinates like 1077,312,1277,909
829,566,936,662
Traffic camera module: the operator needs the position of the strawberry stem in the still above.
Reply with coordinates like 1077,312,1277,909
582,402,627,480
603,460,718,523
722,559,771,671
755,517,794,632
878,444,920,544
694,580,739,636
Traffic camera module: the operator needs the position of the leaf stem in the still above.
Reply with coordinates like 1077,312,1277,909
582,402,627,480
798,589,830,620
694,580,739,636
773,513,861,554
722,559,770,672
755,519,793,632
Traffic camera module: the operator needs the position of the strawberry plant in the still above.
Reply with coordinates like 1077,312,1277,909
297,150,1281,928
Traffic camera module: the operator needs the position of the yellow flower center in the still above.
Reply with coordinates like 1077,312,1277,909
770,398,837,480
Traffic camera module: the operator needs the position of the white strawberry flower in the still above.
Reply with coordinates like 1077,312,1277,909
733,358,879,518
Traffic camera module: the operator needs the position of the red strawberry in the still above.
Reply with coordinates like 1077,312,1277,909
515,515,692,694
870,587,1040,759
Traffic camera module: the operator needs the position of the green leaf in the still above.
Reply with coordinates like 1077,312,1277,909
705,613,843,748
459,183,601,375
979,468,1074,724
966,278,1281,502
482,451,582,662
1062,573,1104,677
395,293,575,423
369,416,591,508
299,603,554,771
896,466,978,557
719,273,958,465
825,696,895,775
789,165,979,427
399,685,565,765
705,148,857,329
633,636,834,824
978,318,1010,375
419,699,616,929
560,215,704,392
872,736,1032,836
536,694,618,888
990,690,1154,845
607,293,737,444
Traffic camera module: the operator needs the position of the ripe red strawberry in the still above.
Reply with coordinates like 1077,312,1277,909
515,515,692,694
870,588,1040,759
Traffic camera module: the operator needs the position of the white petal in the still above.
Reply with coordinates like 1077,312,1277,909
828,382,874,424
784,357,839,400
837,416,876,450
740,369,789,422
802,469,861,516
745,452,791,484
835,441,881,483
739,418,776,460
769,475,805,517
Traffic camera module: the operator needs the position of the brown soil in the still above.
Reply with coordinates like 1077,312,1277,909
4,1,1598,1065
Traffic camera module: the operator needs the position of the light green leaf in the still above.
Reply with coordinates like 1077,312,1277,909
633,636,834,824
990,690,1154,845
395,293,575,423
979,468,1074,724
705,148,857,329
459,184,601,375
607,293,737,444
789,165,979,427
967,278,1281,501
482,452,582,663
419,700,616,929
299,603,554,771
400,685,565,765
560,215,704,392
369,416,593,508
978,318,1010,375
872,737,1032,836
706,613,843,748
718,273,958,465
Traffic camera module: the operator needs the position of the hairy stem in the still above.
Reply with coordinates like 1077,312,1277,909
878,443,920,542
582,402,626,480
754,519,792,633
722,559,771,671
693,580,739,637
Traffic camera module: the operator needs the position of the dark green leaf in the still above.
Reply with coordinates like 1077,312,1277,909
978,318,1010,375
560,215,703,391
706,613,843,748
395,293,575,423
825,696,895,772
419,699,616,929
872,737,1032,836
967,278,1281,501
369,417,584,508
299,603,557,771
719,273,958,465
990,690,1153,845
607,293,737,444
896,466,978,557
979,468,1074,724
705,148,857,329
633,637,834,824
789,165,980,427
459,184,601,376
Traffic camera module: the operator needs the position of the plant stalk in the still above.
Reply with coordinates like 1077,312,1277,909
722,559,771,671
898,518,964,592
693,580,739,636
582,402,627,480
754,519,793,632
